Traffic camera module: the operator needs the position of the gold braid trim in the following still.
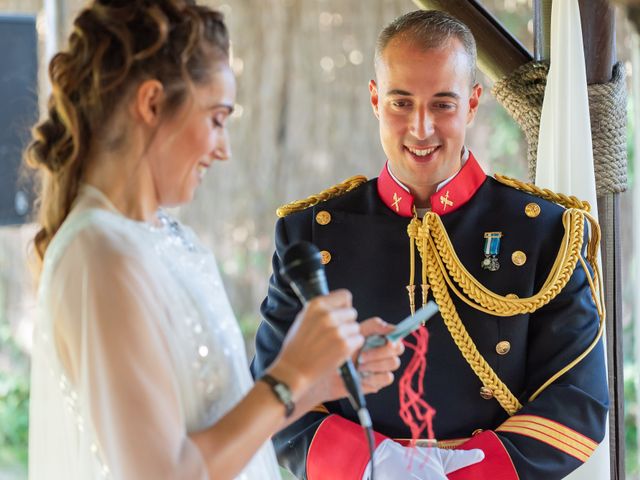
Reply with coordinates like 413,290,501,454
413,217,523,415
276,175,368,218
494,173,591,212
424,210,584,316
529,254,606,401
528,209,606,402
408,208,605,415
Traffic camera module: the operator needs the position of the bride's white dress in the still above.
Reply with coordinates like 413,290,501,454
28,186,282,479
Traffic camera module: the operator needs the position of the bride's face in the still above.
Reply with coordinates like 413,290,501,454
147,64,237,207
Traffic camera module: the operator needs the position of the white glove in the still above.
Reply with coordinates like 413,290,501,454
362,439,485,480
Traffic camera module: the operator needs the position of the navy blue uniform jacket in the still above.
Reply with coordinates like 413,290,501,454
251,155,608,480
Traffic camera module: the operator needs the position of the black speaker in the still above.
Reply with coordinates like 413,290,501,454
0,15,38,226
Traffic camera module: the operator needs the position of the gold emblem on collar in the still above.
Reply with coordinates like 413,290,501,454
392,192,402,212
440,190,454,210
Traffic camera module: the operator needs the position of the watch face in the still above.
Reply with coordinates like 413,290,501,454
274,384,292,403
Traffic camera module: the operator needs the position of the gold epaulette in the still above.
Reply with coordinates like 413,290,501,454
275,175,368,218
494,173,591,212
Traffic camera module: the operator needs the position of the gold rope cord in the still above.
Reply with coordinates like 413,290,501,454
407,205,606,415
424,210,584,316
414,218,523,415
276,175,368,218
407,218,418,315
489,176,607,398
528,255,606,401
583,210,602,269
528,210,606,402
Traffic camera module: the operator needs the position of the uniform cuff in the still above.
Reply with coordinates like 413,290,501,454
447,430,519,480
496,414,599,462
307,415,387,480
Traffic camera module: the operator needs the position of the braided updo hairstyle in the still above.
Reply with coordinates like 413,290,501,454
25,0,229,265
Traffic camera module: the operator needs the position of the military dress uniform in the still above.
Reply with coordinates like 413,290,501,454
251,152,608,480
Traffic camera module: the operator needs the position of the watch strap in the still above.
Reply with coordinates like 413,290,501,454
259,373,295,418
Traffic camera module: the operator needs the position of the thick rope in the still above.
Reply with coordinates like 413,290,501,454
492,61,627,194
276,175,367,217
588,62,628,195
492,61,548,181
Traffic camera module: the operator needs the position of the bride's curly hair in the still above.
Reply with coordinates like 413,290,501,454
25,0,229,265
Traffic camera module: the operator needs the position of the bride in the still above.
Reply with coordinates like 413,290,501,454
25,1,403,479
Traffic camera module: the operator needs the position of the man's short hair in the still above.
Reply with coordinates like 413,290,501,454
375,10,477,86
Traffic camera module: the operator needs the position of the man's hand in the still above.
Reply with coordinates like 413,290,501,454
305,317,404,403
356,317,404,393
363,439,485,480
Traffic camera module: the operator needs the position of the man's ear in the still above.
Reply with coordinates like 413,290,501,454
369,79,380,119
132,79,165,126
466,82,482,125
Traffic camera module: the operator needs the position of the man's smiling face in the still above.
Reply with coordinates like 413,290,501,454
369,37,481,202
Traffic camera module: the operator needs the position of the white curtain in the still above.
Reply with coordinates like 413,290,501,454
535,1,610,478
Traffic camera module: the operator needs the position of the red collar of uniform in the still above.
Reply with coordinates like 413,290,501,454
376,151,486,217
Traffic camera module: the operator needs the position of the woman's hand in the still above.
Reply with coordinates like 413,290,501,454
269,289,364,400
301,316,405,403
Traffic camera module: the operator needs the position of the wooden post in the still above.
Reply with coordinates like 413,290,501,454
579,1,625,478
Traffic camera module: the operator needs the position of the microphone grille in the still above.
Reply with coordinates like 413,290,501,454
281,241,323,282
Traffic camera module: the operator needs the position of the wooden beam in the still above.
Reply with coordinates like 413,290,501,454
412,0,532,81
578,1,625,479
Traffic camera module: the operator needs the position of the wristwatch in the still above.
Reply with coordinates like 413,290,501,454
259,373,295,418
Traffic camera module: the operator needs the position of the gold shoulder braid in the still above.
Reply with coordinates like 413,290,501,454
407,185,605,416
494,173,591,211
275,175,368,218
494,173,601,291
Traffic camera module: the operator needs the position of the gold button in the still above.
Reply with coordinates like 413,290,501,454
496,341,511,355
472,429,484,436
315,211,331,225
320,250,332,265
480,386,494,400
525,202,541,218
506,293,519,299
511,250,527,266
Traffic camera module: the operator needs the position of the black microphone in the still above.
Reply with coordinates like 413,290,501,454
280,241,372,429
